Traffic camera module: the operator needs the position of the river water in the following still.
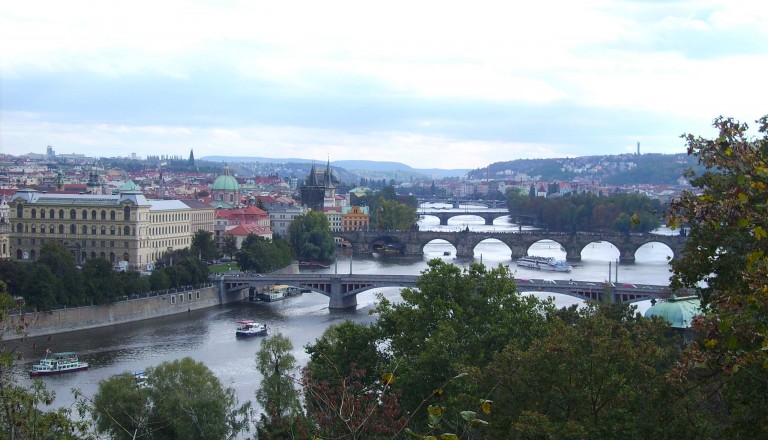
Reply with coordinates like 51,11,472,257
12,204,676,415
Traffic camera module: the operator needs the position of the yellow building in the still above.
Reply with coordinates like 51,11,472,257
8,188,210,270
341,206,370,231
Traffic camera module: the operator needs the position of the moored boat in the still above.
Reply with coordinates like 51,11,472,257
236,320,268,337
29,351,89,377
516,256,572,272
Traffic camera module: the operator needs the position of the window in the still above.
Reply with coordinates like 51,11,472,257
179,294,184,303
124,241,129,248
188,293,192,301
171,296,176,304
59,225,64,234
31,209,37,219
50,225,55,234
82,209,88,219
50,209,55,219
101,226,106,235
70,224,76,234
16,223,22,233
101,210,106,220
91,210,96,220
16,204,23,218
110,226,115,235
101,241,105,247
70,209,76,219
124,206,131,221
82,225,88,234
110,210,116,220
124,226,130,235
196,291,200,299
40,210,45,219
58,209,64,219
110,241,114,247
92,226,96,235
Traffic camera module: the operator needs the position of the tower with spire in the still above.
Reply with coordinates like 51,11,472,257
300,158,337,211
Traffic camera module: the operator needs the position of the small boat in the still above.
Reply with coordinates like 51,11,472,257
29,350,89,377
134,371,148,387
516,256,572,272
258,285,288,302
236,320,268,337
443,251,451,256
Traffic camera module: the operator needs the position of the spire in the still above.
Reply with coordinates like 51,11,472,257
324,156,334,188
188,149,195,167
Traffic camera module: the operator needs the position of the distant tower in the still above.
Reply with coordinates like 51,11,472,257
86,168,101,195
637,142,640,155
188,149,195,168
55,171,64,192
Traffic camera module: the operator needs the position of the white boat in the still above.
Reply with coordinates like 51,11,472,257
134,371,148,387
235,320,268,337
259,285,288,302
29,350,89,377
516,256,572,272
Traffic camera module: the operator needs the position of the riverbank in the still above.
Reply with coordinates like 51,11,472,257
4,264,301,340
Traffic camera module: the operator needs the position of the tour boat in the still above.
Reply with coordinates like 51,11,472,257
236,320,268,337
516,256,572,272
29,351,89,377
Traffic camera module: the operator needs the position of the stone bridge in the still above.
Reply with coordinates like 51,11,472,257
334,230,687,263
419,210,537,226
219,273,675,309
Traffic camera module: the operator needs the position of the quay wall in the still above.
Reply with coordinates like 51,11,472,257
4,284,240,340
3,263,301,340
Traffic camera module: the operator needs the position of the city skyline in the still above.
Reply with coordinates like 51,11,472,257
2,0,767,169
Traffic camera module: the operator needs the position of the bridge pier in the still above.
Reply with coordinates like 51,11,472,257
509,245,528,260
329,277,357,309
619,247,636,264
565,246,582,262
455,244,474,259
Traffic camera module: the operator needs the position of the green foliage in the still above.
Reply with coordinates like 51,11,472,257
287,211,335,263
373,259,551,427
236,234,293,273
667,115,768,438
376,198,418,230
91,357,250,440
255,333,303,438
506,192,662,232
221,234,239,260
190,229,218,262
477,303,714,438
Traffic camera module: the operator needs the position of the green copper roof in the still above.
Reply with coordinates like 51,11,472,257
644,296,701,329
119,179,141,192
211,166,239,191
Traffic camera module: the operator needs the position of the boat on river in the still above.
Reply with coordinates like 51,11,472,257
235,320,268,337
516,256,572,272
29,351,89,377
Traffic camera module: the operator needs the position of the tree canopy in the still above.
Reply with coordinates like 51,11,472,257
287,211,335,263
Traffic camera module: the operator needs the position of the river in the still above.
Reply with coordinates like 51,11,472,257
12,204,676,416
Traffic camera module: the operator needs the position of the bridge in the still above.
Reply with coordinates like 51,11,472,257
334,230,687,263
418,198,508,209
419,210,537,226
219,273,675,309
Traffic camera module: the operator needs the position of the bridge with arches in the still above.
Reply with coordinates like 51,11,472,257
334,229,687,263
219,273,676,309
419,210,537,226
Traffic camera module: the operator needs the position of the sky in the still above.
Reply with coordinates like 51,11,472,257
2,0,767,169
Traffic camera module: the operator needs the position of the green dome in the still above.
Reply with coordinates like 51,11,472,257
211,166,239,191
644,296,701,329
119,179,141,192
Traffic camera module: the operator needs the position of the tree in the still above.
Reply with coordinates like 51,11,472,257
287,211,335,263
91,357,250,440
667,115,768,437
0,281,91,439
236,234,293,273
255,333,302,438
36,241,85,305
476,303,714,438
81,258,121,304
190,229,218,262
221,234,238,260
376,198,417,230
372,260,551,425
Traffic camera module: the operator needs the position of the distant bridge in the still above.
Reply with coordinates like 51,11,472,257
417,198,508,209
219,273,675,309
419,210,537,226
334,230,687,263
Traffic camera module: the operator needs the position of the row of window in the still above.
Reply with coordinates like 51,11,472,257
17,206,132,221
20,238,129,249
14,248,129,263
169,291,201,304
16,223,133,236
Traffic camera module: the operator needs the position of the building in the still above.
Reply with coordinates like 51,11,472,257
8,187,197,270
209,165,241,209
214,205,272,249
300,160,337,211
341,206,370,231
269,204,309,237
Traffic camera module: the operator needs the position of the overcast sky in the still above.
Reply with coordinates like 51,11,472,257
1,0,767,169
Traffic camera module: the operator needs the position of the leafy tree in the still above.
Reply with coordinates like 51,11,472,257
477,303,714,438
221,234,238,261
21,264,58,310
287,211,335,263
81,258,121,304
190,229,218,262
236,234,293,273
255,333,302,438
91,357,250,440
376,198,417,230
372,260,551,426
667,115,768,437
36,241,85,305
0,282,91,438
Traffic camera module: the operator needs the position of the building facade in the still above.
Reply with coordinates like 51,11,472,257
8,188,200,270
